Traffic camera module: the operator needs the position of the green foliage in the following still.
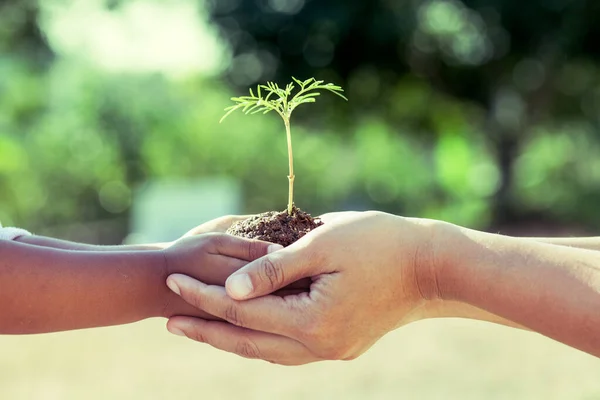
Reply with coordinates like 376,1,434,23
220,78,347,122
2,0,600,243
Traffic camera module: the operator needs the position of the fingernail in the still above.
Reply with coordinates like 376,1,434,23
168,325,186,337
268,244,283,254
166,278,181,296
227,273,253,299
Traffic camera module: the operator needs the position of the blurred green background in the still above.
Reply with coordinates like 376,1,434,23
1,0,600,398
3,0,600,241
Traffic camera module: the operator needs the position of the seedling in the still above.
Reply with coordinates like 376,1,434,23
219,77,347,246
220,77,347,215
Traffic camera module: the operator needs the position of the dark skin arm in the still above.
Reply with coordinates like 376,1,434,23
15,235,169,251
13,215,253,251
0,233,274,334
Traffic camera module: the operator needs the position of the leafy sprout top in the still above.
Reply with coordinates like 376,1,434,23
220,77,347,215
220,77,347,122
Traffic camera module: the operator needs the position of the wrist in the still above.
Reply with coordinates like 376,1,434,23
408,218,459,302
154,248,179,318
100,249,183,322
432,223,496,304
407,220,488,322
157,247,197,319
125,249,174,319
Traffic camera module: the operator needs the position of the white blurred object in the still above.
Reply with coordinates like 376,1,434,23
127,178,241,244
0,226,32,241
40,0,227,78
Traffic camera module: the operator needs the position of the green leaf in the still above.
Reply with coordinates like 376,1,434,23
220,77,348,125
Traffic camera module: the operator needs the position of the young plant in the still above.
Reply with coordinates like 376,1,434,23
220,77,347,215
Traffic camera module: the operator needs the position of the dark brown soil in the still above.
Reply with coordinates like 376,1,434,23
226,205,323,247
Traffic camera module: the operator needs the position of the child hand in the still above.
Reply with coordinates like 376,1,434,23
161,231,312,319
160,233,278,319
164,233,280,286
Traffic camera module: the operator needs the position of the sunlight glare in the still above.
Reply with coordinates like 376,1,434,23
40,0,228,78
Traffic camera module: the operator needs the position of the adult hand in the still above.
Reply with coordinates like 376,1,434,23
165,211,442,365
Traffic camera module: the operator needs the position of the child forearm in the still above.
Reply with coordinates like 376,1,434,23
15,235,170,251
0,240,183,334
11,214,252,252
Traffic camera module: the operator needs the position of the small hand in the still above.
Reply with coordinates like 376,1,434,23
164,233,281,286
165,211,442,365
161,232,281,319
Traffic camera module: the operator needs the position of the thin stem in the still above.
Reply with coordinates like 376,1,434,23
284,117,295,215
220,79,347,216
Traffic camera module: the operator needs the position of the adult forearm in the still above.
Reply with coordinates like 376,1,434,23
441,225,600,357
412,299,528,330
531,237,600,251
409,229,600,330
0,240,169,334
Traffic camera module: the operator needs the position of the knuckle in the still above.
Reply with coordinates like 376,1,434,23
197,232,218,251
235,338,262,359
212,233,228,250
261,257,285,290
224,304,244,327
188,327,208,344
187,292,204,311
246,240,263,261
307,247,328,270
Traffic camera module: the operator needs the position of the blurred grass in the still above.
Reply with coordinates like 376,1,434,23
1,318,599,399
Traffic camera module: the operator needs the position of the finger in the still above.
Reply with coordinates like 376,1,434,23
196,256,248,286
194,257,311,289
206,232,282,262
165,294,220,320
166,274,304,337
166,288,306,320
183,215,253,236
225,238,326,300
318,211,359,224
166,317,319,366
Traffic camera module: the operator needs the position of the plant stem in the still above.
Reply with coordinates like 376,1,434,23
284,117,295,215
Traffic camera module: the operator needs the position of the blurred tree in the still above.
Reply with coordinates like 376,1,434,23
1,0,599,245
0,0,53,66
209,0,600,230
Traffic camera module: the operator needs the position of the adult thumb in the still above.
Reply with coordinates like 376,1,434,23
225,244,321,300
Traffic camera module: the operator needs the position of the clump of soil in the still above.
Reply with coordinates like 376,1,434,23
226,205,323,247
